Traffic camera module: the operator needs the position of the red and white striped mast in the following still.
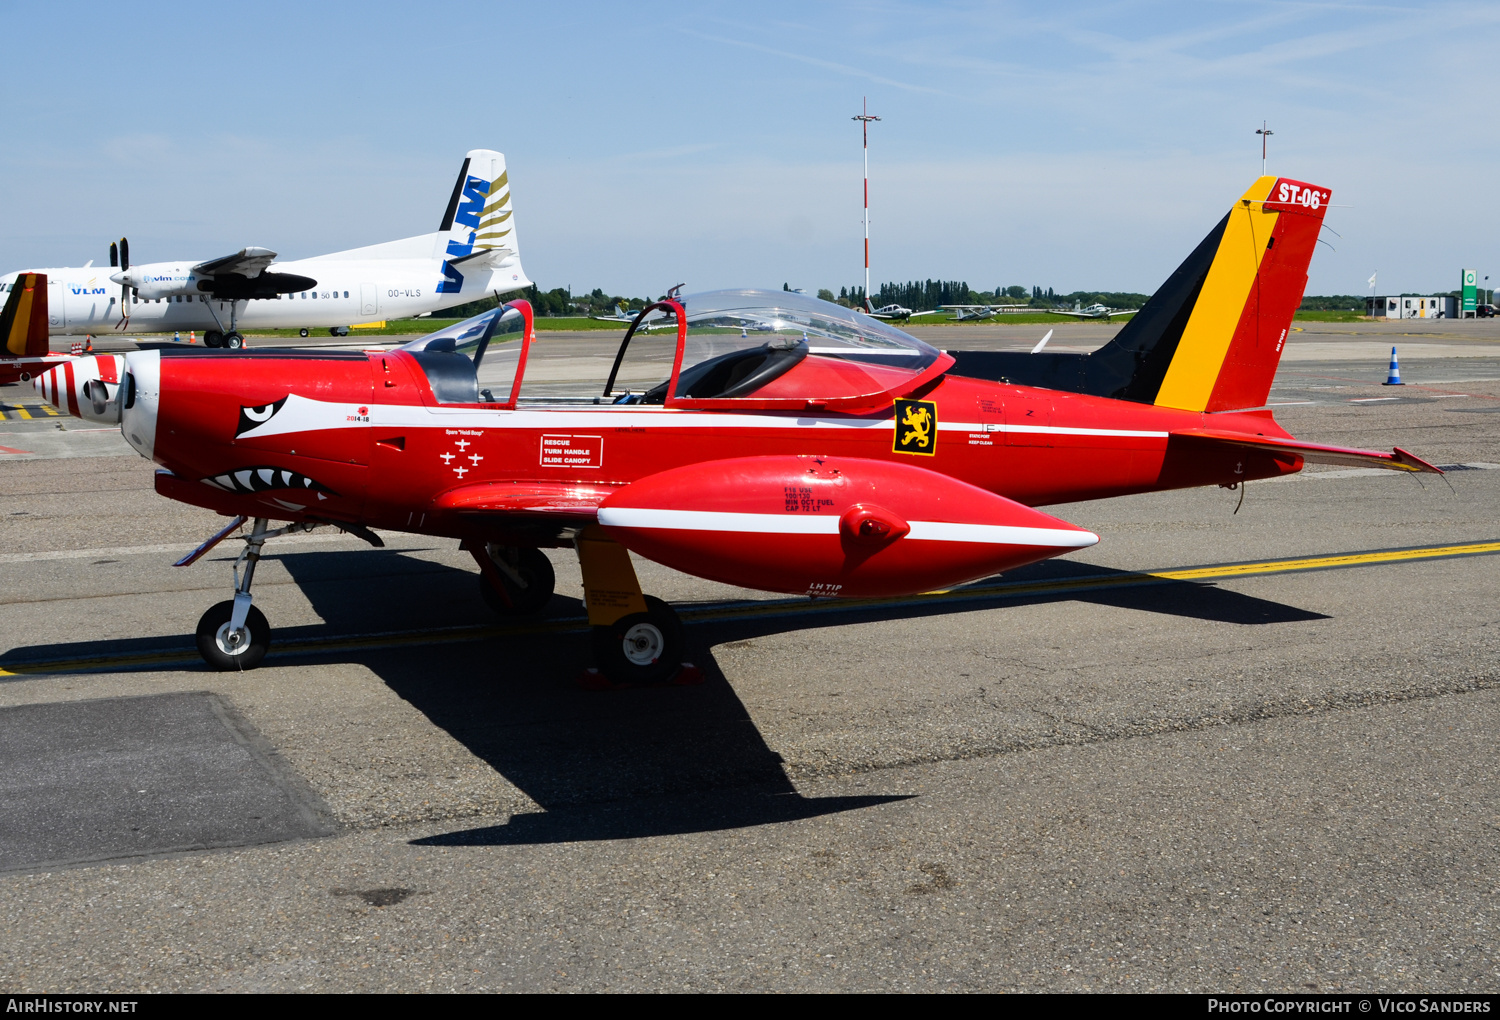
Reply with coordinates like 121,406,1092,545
852,97,881,312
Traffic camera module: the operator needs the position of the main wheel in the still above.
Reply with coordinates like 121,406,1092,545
224,332,244,349
591,595,683,685
204,330,223,348
196,600,270,671
478,546,556,615
298,328,310,337
329,326,349,337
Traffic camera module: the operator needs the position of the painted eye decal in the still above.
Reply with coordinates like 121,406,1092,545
236,397,288,436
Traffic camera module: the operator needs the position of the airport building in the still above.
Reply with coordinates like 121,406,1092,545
1367,295,1456,319
1366,269,1491,319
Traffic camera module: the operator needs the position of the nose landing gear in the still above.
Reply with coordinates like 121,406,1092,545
188,516,332,671
195,517,273,670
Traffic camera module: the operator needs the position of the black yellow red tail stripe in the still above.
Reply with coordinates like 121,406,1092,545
947,176,1330,413
0,273,50,359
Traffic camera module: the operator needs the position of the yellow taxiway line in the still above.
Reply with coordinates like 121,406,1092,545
2,539,1498,677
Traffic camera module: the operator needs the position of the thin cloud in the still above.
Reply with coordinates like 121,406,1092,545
678,27,953,98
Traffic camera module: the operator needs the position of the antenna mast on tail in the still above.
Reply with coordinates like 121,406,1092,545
852,98,881,312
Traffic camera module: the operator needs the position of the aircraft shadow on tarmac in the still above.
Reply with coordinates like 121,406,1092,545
4,548,1327,844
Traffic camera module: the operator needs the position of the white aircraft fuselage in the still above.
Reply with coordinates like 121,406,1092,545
1,148,530,336
3,237,528,336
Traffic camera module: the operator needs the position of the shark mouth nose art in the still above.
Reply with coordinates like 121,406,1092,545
202,466,338,496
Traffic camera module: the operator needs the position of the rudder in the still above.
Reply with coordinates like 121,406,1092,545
0,273,49,358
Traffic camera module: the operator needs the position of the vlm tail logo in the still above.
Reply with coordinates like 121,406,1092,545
436,175,490,294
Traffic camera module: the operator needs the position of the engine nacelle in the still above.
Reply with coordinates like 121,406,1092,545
597,455,1099,599
110,265,199,301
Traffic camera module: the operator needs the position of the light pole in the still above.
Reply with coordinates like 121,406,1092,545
1256,121,1274,176
852,98,881,311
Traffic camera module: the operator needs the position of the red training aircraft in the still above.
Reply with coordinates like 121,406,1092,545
35,175,1439,681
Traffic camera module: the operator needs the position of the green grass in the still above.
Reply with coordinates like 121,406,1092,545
903,312,1132,326
244,316,633,339
1292,310,1367,322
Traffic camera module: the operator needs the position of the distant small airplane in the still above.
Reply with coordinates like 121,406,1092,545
592,303,680,333
867,303,923,321
1048,303,1138,320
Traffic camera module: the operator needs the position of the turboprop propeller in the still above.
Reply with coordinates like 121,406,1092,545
109,237,132,329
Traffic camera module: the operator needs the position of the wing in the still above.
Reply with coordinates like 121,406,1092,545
192,247,278,277
434,480,619,521
1172,428,1443,473
907,309,947,317
1046,309,1091,318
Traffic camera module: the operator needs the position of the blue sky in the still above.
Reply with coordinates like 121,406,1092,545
2,1,1496,298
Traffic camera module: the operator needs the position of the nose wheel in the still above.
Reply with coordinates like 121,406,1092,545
196,600,270,670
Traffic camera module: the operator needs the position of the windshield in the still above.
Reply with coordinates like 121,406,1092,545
398,305,526,403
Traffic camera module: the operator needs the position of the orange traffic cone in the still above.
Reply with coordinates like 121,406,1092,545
189,330,197,344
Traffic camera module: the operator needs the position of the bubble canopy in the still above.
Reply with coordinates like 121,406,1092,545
677,289,940,361
394,290,953,410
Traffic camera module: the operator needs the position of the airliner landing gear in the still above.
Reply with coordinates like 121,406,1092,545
468,543,556,615
574,526,685,685
204,330,224,348
223,332,244,349
196,517,272,670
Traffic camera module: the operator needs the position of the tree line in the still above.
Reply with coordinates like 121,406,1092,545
427,282,1389,320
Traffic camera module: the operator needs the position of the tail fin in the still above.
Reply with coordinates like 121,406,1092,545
1134,176,1329,412
435,148,525,295
0,273,49,358
946,176,1328,412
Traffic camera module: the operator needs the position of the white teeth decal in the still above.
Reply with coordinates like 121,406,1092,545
200,466,339,496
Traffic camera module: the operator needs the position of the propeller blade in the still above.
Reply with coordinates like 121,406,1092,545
109,242,118,268
1030,329,1053,354
116,237,131,329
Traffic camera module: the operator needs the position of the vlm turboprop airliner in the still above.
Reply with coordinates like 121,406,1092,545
0,149,531,348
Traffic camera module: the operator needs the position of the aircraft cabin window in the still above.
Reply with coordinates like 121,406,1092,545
343,291,349,298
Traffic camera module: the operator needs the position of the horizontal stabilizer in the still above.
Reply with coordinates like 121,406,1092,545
1171,428,1443,473
447,246,515,269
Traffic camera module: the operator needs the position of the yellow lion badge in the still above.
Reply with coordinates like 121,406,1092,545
893,398,937,456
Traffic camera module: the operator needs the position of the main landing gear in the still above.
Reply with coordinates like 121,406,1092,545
202,330,244,349
470,528,687,685
575,525,685,685
468,542,557,615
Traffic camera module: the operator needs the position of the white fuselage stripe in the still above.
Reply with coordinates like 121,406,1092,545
235,395,1171,442
597,507,1099,547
